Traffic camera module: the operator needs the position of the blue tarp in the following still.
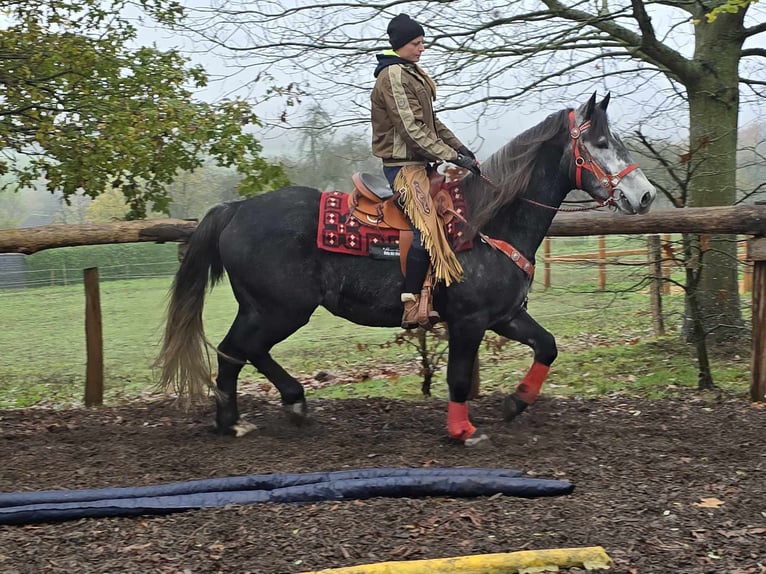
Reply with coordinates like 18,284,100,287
0,467,574,525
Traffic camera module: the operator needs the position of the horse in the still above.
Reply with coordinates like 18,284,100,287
155,93,656,446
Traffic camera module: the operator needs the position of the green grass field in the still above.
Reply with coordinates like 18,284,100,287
0,263,751,409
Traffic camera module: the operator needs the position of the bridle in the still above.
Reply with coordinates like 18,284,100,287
445,110,642,275
566,110,639,209
497,110,641,212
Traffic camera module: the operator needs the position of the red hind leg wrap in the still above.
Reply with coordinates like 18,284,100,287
515,362,550,404
447,401,476,441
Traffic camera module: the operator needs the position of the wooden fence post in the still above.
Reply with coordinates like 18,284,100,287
83,267,104,407
742,241,753,293
662,234,672,295
747,237,766,402
597,235,606,291
647,235,665,336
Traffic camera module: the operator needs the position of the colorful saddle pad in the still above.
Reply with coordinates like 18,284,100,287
317,188,471,257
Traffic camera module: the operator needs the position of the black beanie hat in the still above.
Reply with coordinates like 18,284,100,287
387,14,425,50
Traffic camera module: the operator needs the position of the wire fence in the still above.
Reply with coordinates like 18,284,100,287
0,261,179,288
0,236,753,408
0,243,180,289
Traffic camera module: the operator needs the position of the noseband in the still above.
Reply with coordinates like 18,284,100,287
568,110,639,207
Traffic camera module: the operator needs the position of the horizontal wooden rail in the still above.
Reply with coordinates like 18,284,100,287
548,205,766,236
3,205,766,255
0,219,198,255
547,248,647,261
1,204,764,402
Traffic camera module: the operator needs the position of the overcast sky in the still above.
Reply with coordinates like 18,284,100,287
135,1,766,160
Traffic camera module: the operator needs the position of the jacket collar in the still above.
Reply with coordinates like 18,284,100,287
373,52,437,100
373,51,413,77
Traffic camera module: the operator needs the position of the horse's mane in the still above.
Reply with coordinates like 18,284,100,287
459,108,572,238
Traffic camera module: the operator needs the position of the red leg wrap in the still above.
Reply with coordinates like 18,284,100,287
447,401,476,441
515,362,550,404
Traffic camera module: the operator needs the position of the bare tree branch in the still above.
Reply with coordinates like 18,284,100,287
744,20,766,37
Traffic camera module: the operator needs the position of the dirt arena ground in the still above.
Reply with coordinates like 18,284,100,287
1,393,764,573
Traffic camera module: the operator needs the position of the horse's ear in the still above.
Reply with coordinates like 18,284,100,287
582,92,597,120
598,93,611,112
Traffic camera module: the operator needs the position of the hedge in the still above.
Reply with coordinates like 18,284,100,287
23,243,180,287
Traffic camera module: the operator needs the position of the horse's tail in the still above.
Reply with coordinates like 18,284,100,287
154,202,238,403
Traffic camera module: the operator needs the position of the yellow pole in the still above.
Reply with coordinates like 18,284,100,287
299,546,612,574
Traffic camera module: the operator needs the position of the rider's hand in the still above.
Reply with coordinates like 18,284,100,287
457,145,476,160
452,153,481,176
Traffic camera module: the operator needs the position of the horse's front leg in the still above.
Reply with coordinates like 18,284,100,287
446,318,490,447
492,308,558,422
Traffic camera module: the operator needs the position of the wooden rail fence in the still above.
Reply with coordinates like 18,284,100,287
1,206,766,403
542,234,753,294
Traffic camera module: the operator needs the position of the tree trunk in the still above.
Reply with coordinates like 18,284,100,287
684,9,746,343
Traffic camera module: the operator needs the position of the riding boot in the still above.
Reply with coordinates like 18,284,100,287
404,247,439,327
401,293,420,329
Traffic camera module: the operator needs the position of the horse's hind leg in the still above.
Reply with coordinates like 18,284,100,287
249,352,308,424
216,306,311,434
215,354,249,436
492,308,558,422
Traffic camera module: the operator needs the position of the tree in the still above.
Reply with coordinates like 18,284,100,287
299,105,336,177
0,0,288,219
0,186,27,229
738,121,766,202
283,108,380,192
173,0,765,341
85,188,129,223
164,164,243,220
52,192,90,224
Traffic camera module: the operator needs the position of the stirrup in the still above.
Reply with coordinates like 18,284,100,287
401,293,420,329
418,285,440,328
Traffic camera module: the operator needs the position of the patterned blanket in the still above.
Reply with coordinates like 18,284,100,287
317,188,472,257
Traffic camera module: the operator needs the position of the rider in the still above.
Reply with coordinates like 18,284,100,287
371,13,480,329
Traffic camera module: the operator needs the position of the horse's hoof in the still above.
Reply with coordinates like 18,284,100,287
282,400,308,425
232,420,258,437
215,419,257,437
503,393,529,423
464,429,491,448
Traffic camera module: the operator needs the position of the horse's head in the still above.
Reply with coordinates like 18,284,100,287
566,93,656,215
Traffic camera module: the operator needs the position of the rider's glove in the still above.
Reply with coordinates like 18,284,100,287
452,153,481,176
457,145,476,160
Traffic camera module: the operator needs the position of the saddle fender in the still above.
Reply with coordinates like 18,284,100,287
350,171,457,276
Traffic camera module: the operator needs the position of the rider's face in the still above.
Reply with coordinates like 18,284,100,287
396,36,425,63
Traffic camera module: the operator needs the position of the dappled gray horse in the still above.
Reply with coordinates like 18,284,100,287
155,93,655,445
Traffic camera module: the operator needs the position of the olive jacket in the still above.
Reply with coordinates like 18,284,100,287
371,53,463,167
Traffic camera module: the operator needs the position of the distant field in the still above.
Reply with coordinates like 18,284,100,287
0,262,751,409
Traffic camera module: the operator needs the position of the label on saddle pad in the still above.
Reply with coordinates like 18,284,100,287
369,243,400,260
